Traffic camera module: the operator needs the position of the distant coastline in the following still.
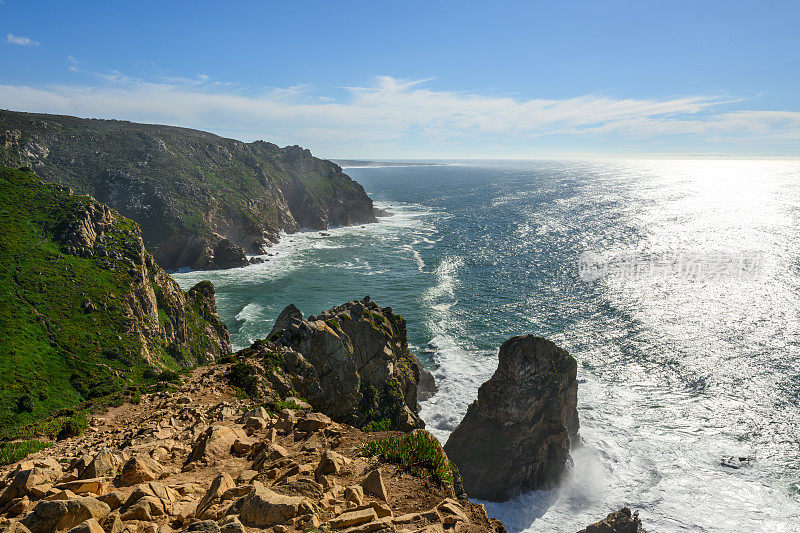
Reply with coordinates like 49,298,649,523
331,159,447,168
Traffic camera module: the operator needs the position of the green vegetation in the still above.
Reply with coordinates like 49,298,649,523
0,440,51,466
361,418,392,432
0,167,226,441
325,318,340,330
358,379,405,431
362,432,455,485
227,362,261,398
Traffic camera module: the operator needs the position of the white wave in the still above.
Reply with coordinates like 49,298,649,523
234,302,262,323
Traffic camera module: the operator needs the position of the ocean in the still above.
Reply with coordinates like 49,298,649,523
174,159,800,532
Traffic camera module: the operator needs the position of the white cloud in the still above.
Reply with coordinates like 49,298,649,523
5,33,40,46
0,72,798,156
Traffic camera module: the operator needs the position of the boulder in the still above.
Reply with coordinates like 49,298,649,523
66,518,105,533
21,496,110,533
577,507,646,532
238,486,308,527
81,449,126,480
185,425,250,464
361,469,388,502
120,482,179,521
444,335,579,501
118,456,163,486
195,473,235,519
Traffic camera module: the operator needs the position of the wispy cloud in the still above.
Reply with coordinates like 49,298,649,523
0,69,798,156
5,33,40,46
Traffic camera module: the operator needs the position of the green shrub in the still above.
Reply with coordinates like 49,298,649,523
56,413,88,439
325,318,340,330
361,418,391,432
0,440,51,465
228,362,260,398
361,431,454,485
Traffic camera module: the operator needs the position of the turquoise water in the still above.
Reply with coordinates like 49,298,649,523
175,159,800,532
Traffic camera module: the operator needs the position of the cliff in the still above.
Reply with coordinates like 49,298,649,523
0,110,377,271
444,335,579,502
0,167,230,441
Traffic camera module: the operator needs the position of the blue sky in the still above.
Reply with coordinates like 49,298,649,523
1,1,799,158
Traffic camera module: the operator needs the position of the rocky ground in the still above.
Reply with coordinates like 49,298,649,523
0,363,503,533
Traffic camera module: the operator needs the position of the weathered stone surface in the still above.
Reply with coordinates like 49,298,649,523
361,469,388,502
444,335,579,501
118,456,163,486
120,482,179,521
20,496,110,533
195,473,234,519
66,518,105,533
1,522,32,533
577,507,646,533
54,478,110,496
316,451,350,476
81,449,126,480
238,486,307,527
329,507,377,528
185,425,250,464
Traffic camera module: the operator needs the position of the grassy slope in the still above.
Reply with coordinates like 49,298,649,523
0,167,218,439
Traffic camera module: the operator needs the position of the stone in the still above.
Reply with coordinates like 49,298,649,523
118,456,163,486
238,486,307,527
120,482,179,520
328,507,377,528
251,443,290,471
66,518,105,533
296,413,331,433
219,516,246,533
361,469,388,502
0,463,62,504
195,473,235,519
96,491,125,510
444,335,579,501
54,478,110,496
316,450,350,476
344,485,364,506
577,507,646,533
185,425,250,465
81,449,126,480
21,496,110,533
184,521,219,532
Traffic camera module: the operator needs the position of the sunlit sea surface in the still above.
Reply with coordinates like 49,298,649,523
175,160,800,532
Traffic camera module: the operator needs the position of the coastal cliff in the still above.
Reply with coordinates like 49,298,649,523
0,167,230,441
0,110,377,271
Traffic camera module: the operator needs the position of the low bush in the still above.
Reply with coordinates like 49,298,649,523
0,440,51,465
361,431,454,485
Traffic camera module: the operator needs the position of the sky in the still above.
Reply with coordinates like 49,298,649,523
1,1,799,159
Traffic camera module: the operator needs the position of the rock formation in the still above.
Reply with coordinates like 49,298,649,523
577,507,646,533
0,363,504,532
230,297,430,431
0,110,379,271
444,335,579,502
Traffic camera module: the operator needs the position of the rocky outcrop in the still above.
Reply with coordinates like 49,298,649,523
578,507,646,533
0,363,504,532
0,110,379,271
229,297,428,431
444,335,579,501
266,297,426,430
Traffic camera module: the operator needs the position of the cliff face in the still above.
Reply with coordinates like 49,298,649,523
444,335,579,502
0,110,378,271
0,167,230,439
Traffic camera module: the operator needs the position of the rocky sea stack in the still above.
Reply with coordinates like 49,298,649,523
444,335,579,502
0,110,378,271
